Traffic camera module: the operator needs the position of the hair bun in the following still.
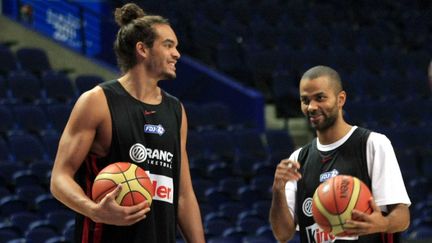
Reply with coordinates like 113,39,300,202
114,3,146,27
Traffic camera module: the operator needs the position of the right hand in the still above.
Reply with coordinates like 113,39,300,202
91,184,151,226
273,159,302,191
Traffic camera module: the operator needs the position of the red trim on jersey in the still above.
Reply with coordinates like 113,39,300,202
381,232,394,243
81,155,104,243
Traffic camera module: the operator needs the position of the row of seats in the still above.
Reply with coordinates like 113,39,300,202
0,104,71,135
0,70,103,105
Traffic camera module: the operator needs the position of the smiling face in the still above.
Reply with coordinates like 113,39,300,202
145,24,180,80
299,76,345,131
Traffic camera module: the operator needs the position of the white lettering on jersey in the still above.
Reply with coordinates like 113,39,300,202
129,143,173,165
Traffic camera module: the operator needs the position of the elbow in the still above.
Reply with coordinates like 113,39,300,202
270,221,294,243
400,214,411,232
49,172,61,200
274,235,290,243
273,230,293,243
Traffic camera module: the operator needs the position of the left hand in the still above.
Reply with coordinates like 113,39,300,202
343,197,389,236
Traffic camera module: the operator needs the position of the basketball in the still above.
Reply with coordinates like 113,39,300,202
312,175,372,236
92,162,154,207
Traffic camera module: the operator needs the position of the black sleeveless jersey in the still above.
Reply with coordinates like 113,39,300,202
75,80,182,243
295,127,400,243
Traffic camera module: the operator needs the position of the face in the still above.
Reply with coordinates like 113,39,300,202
145,24,180,80
299,76,344,131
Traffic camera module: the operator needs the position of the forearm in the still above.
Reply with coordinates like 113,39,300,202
270,189,296,242
50,173,96,219
177,194,205,243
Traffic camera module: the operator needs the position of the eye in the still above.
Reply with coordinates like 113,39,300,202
301,98,310,105
317,95,326,101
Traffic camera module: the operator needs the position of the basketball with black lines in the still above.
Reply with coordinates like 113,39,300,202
312,175,372,236
92,162,153,206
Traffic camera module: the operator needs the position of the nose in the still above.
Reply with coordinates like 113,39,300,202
307,100,318,113
172,48,181,60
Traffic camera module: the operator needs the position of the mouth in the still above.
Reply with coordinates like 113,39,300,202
168,61,176,71
308,114,323,123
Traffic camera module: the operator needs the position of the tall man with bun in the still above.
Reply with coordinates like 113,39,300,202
50,3,205,242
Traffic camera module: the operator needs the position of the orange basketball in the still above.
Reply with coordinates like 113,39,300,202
92,162,153,206
312,175,372,236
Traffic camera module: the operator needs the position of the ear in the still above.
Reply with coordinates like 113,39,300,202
136,42,148,59
338,90,346,108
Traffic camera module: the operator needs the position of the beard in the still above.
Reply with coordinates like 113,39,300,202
307,106,338,132
146,51,177,80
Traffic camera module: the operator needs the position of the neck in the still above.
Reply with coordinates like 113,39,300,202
316,118,352,145
118,67,161,104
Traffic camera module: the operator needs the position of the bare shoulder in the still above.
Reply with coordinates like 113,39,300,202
69,86,109,126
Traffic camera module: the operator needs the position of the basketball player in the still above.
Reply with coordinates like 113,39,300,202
269,66,411,243
50,3,205,243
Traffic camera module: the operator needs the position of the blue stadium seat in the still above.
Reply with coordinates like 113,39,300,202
271,70,301,119
219,201,245,222
0,105,15,135
242,235,276,243
236,214,266,235
8,71,43,103
40,131,60,160
42,71,76,104
25,226,59,243
29,160,53,184
202,131,236,162
222,226,247,241
0,186,11,199
0,229,21,243
8,133,46,163
408,226,432,240
218,177,245,200
205,217,233,238
0,195,28,217
184,103,206,131
45,103,72,132
192,178,214,203
187,131,206,161
0,221,22,242
75,74,104,94
15,184,47,207
265,129,294,161
13,104,49,134
16,47,52,77
256,225,277,240
46,210,75,233
250,175,273,199
34,194,67,216
0,76,10,103
0,46,19,77
62,220,75,242
200,103,231,130
232,154,264,179
45,236,71,243
0,137,12,162
214,43,246,83
206,162,232,180
10,211,42,233
204,187,233,207
207,236,239,243
253,200,271,220
0,161,26,184
234,129,268,161
12,170,42,188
